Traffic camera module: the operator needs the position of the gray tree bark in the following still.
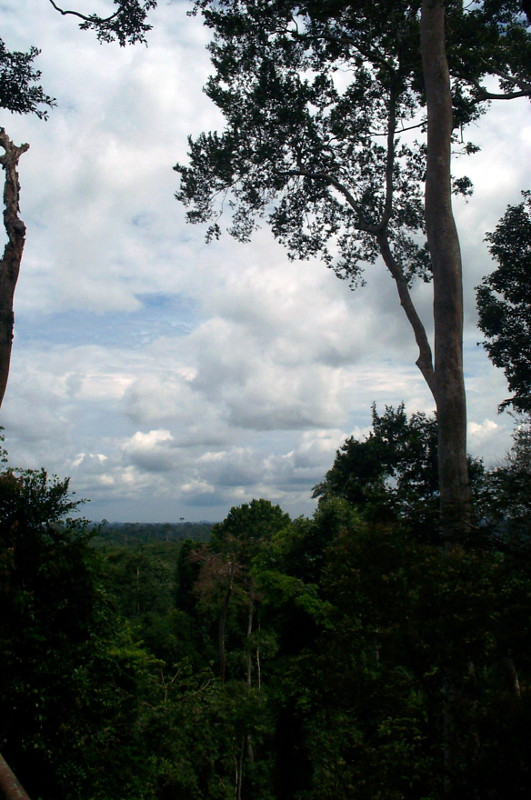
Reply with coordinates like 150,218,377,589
420,0,471,540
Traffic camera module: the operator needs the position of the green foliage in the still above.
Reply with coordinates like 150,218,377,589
175,538,201,612
101,541,185,663
313,404,485,539
210,498,291,555
0,39,55,117
480,416,531,547
64,0,159,47
288,517,531,799
476,191,531,414
314,404,439,530
0,466,154,800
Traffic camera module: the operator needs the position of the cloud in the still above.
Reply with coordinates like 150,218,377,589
122,429,177,472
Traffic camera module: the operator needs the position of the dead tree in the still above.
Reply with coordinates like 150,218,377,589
0,128,29,410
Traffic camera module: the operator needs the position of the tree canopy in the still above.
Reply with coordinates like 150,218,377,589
313,404,440,533
177,0,529,298
476,191,531,414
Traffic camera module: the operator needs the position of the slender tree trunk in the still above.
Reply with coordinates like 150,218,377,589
234,736,245,800
0,129,29,411
256,623,262,691
246,592,254,687
219,562,235,682
420,0,470,540
244,592,255,763
503,653,521,697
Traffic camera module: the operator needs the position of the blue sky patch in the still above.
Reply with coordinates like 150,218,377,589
16,293,199,349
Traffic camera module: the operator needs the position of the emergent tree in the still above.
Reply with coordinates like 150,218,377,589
175,0,531,539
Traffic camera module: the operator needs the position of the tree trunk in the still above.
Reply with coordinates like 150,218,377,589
420,1,471,540
0,129,29,411
218,562,235,682
246,591,254,687
0,753,32,800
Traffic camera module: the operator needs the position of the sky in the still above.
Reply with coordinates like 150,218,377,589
0,0,530,523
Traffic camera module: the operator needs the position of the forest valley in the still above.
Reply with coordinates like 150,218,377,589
1,406,531,800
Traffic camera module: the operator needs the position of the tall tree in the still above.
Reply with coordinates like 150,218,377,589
175,0,531,539
476,191,531,414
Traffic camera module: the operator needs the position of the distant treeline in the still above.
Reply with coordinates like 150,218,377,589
93,520,214,545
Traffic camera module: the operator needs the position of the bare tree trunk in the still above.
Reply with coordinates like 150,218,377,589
0,753,32,800
420,0,471,541
219,562,235,682
246,593,254,687
0,129,29,411
234,736,245,800
503,653,521,698
256,622,262,691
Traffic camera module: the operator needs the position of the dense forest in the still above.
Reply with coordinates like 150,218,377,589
1,407,531,800
95,521,214,547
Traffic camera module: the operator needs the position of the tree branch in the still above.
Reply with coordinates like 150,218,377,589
371,119,427,137
47,0,122,23
470,66,531,102
377,231,436,397
273,19,397,72
281,168,379,233
380,83,398,230
475,87,531,100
